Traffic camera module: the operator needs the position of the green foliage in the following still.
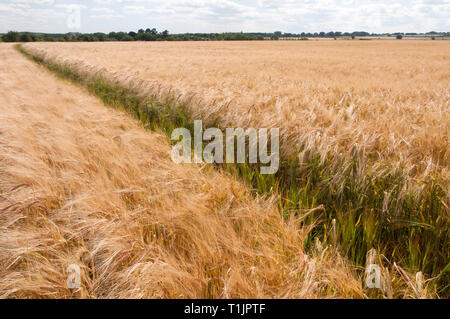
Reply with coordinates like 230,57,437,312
19,33,33,42
6,30,450,42
2,31,20,42
136,32,157,41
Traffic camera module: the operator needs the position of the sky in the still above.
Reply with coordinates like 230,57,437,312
0,0,449,34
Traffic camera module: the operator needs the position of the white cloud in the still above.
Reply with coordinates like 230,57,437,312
1,0,449,33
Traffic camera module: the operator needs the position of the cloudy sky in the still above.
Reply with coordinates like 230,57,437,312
0,0,449,34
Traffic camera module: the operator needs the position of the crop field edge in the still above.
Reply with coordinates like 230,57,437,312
15,44,449,298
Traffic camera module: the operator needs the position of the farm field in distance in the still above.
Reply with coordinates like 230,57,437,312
5,40,450,298
25,41,449,169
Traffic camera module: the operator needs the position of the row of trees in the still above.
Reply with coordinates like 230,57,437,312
0,29,264,42
0,29,169,42
1,29,449,42
273,31,450,39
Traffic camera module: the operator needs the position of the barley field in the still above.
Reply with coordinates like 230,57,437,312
0,43,372,298
21,41,449,295
25,41,450,168
5,40,449,298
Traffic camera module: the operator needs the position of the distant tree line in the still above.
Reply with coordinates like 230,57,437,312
1,29,449,42
0,29,264,42
274,31,450,39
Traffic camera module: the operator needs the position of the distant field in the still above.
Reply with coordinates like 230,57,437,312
20,41,450,296
26,41,449,168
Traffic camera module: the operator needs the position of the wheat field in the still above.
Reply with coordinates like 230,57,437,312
2,40,448,298
24,41,449,170
0,43,373,298
21,41,449,295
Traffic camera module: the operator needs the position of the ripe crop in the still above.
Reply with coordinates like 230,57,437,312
17,40,450,297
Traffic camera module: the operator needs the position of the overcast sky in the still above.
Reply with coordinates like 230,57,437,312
0,0,449,34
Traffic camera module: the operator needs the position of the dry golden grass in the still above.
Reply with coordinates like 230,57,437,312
0,43,371,299
25,41,449,175
23,42,449,255
9,40,448,298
